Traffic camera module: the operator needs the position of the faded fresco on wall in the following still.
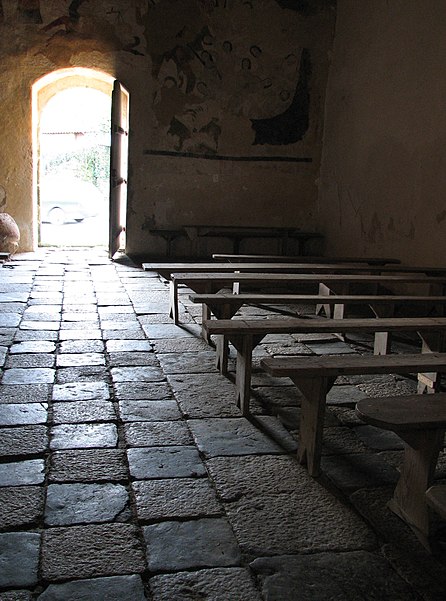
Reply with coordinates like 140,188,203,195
0,0,329,160
146,0,318,157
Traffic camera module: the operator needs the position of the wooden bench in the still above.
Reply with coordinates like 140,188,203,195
183,225,324,255
356,394,446,552
191,293,446,372
203,316,446,417
259,353,446,482
169,271,446,326
213,253,402,265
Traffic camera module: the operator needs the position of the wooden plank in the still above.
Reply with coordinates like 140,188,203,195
144,262,446,278
204,316,446,419
203,316,446,337
172,272,446,284
261,353,446,379
213,253,401,265
355,394,446,430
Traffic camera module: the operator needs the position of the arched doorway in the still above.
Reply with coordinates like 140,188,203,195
32,68,128,256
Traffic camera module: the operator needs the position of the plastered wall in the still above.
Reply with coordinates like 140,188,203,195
318,0,446,265
0,0,335,255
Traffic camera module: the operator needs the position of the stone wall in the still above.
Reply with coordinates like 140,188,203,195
318,0,446,265
0,0,335,254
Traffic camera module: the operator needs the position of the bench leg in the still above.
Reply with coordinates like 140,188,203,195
417,334,444,393
215,334,229,375
388,428,444,551
213,303,241,376
234,335,253,416
169,280,179,324
371,303,395,355
316,283,332,317
292,376,331,477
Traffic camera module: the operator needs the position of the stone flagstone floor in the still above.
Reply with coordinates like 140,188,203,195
1,247,446,600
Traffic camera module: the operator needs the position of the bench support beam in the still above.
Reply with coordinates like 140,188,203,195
388,428,444,551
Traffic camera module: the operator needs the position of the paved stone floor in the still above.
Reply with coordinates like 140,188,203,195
1,247,446,600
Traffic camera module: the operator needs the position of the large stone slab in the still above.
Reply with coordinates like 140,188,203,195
59,340,104,354
50,424,118,450
352,424,404,451
133,478,222,521
0,425,48,456
55,367,108,384
113,381,173,401
37,575,147,601
45,483,129,525
2,368,54,385
51,400,116,424
119,399,181,422
206,455,305,501
0,459,45,486
0,403,47,426
143,323,202,339
144,518,241,571
321,453,399,491
110,366,165,383
128,446,206,479
167,374,242,418
250,551,421,601
9,341,56,354
326,384,369,406
108,351,158,367
224,491,376,556
6,354,55,369
41,524,145,581
106,339,154,354
150,568,262,601
0,486,44,529
157,351,220,374
52,382,109,402
56,353,105,367
187,417,284,458
0,532,40,587
124,421,193,447
153,337,210,354
49,449,128,482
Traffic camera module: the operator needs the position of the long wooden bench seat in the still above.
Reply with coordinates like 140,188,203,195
183,225,324,255
259,353,446,480
203,316,446,417
213,253,402,265
192,293,446,373
144,261,446,282
169,272,446,325
355,395,446,552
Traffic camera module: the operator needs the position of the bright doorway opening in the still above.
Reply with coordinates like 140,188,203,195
32,68,128,255
39,87,111,247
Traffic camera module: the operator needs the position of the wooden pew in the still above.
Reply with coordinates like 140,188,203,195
213,253,401,265
183,225,324,255
169,272,446,326
203,316,446,416
356,395,446,552
190,292,446,372
259,353,446,481
144,261,446,282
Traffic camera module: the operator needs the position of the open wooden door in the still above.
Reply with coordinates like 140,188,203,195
109,80,129,259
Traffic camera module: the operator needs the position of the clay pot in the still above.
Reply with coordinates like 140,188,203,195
0,213,20,255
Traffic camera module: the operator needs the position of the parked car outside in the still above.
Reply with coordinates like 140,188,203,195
40,174,105,225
